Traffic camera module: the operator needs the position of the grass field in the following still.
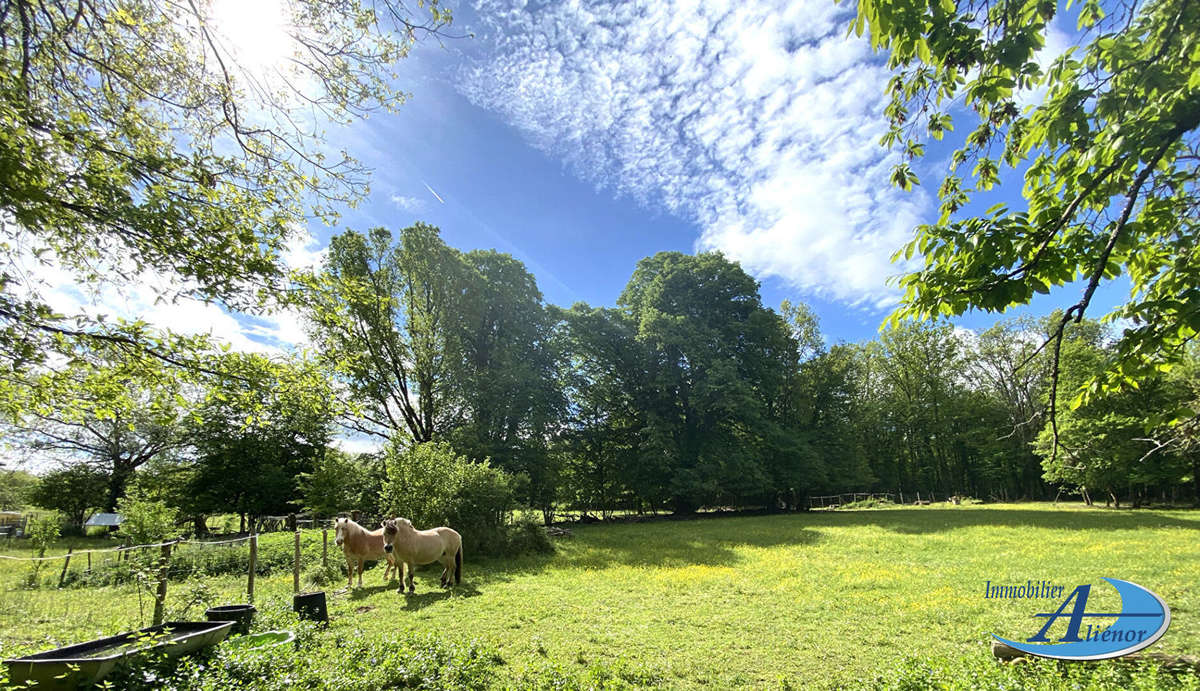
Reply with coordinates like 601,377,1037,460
2,503,1199,689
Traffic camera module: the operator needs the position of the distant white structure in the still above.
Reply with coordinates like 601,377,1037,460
85,513,123,528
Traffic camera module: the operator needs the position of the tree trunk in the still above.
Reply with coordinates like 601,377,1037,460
1193,455,1200,508
104,463,135,512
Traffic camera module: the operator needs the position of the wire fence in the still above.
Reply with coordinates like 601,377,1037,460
807,492,898,509
0,526,354,641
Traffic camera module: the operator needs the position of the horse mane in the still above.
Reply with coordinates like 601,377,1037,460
337,517,376,536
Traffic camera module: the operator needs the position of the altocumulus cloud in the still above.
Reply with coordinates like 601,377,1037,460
459,0,931,308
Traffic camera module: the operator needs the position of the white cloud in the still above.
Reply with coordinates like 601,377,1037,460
12,228,324,355
282,227,327,273
332,435,385,456
459,0,930,307
389,194,426,212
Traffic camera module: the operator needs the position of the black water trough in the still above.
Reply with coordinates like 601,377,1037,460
205,604,256,635
2,620,234,689
293,591,328,625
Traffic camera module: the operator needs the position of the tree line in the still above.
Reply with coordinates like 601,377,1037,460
7,223,1197,532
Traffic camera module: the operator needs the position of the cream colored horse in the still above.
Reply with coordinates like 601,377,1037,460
333,517,398,588
381,518,462,593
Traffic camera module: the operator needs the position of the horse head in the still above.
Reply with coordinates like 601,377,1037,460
334,517,348,547
382,518,397,553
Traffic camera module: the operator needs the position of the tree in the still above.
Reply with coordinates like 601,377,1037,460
967,318,1053,499
617,251,800,512
297,448,384,518
0,468,37,510
190,353,336,530
1,0,449,401
31,464,108,529
304,227,565,512
861,0,1200,432
128,456,207,536
303,224,463,442
3,346,194,509
555,304,652,517
115,486,179,545
442,250,563,516
1035,334,1190,506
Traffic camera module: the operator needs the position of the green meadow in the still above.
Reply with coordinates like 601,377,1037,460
2,503,1199,689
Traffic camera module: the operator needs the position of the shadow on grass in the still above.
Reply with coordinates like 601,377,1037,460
347,583,398,600
458,516,824,580
398,583,483,611
459,506,1199,581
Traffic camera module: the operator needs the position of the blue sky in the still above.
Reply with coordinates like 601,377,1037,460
35,0,1131,355
297,0,1129,347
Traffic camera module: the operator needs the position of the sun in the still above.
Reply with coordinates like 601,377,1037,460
206,0,295,79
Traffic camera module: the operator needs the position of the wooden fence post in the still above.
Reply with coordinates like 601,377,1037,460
86,551,92,573
247,533,257,603
293,528,301,594
322,529,328,569
58,547,73,588
152,541,172,627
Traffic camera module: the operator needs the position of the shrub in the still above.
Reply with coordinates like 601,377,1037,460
22,511,61,586
503,519,555,556
116,488,180,545
381,441,516,556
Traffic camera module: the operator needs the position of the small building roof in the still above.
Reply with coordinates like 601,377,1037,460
85,513,123,527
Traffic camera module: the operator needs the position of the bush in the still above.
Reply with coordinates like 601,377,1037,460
381,441,517,556
503,519,555,556
116,487,180,545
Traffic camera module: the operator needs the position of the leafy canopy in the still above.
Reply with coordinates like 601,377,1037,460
0,0,449,385
857,0,1200,412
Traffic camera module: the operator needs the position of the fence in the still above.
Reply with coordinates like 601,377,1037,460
807,493,897,509
0,526,347,644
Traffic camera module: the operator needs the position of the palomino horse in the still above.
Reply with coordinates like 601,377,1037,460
333,517,398,588
381,518,462,593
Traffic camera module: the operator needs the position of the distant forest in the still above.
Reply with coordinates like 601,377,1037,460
5,224,1198,529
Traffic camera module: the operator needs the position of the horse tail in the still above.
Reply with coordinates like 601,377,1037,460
454,543,462,585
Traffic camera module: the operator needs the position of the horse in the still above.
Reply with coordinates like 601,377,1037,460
333,517,398,588
381,517,462,593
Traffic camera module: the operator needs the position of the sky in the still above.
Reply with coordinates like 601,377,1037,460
39,0,1133,355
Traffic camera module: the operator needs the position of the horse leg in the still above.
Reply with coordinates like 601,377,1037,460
345,555,354,589
357,558,364,587
406,562,415,593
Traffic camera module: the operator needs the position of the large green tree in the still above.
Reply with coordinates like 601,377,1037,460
304,224,462,442
304,226,564,509
1,0,449,399
2,342,195,509
1036,334,1191,506
31,464,108,529
555,304,652,517
189,353,336,530
443,250,563,513
617,252,800,512
859,0,1200,433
